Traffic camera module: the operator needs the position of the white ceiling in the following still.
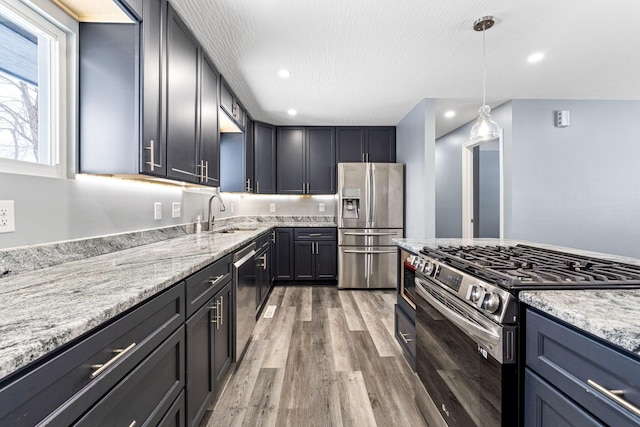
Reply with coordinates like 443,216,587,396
171,0,640,138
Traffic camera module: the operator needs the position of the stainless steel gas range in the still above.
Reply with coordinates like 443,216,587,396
409,244,640,427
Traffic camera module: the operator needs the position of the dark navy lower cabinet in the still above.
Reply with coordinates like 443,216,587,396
273,228,295,280
293,228,337,281
525,308,640,427
525,368,602,427
394,304,415,370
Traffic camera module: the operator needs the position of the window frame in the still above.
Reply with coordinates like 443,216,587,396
0,0,76,179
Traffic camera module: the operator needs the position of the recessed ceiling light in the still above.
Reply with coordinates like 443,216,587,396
287,109,297,116
527,52,544,63
444,110,456,118
278,69,291,79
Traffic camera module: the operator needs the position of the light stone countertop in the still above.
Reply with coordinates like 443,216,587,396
394,238,640,357
0,218,336,380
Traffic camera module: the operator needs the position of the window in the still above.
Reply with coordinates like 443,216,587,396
0,0,70,178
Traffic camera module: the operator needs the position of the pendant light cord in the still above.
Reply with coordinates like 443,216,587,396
482,25,487,107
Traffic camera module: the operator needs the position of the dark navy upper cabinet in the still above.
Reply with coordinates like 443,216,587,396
199,56,221,186
276,126,335,194
220,78,245,131
165,5,199,184
79,0,167,177
306,127,336,194
336,126,395,163
277,127,306,194
245,117,255,192
254,122,277,194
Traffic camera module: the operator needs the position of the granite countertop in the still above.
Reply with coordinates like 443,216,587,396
520,290,640,356
0,217,336,380
394,238,640,357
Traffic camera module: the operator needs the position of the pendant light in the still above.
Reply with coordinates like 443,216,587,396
469,16,501,143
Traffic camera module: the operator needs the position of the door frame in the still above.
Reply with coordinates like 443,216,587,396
461,131,504,239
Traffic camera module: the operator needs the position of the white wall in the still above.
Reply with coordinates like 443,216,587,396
396,99,436,238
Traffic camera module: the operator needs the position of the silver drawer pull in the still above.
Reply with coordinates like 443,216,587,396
129,421,137,427
90,343,136,379
308,233,322,237
587,379,640,417
209,275,225,286
399,332,413,344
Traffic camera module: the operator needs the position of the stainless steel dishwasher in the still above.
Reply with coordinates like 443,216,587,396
233,242,256,362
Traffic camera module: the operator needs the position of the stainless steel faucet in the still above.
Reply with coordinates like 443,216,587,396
208,193,226,230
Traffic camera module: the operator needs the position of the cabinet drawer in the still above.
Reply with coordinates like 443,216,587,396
185,255,232,318
0,282,185,426
395,304,416,369
294,228,336,240
74,326,185,426
524,368,603,427
158,390,186,427
526,309,640,427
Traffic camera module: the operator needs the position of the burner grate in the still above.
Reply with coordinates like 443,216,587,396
421,244,640,289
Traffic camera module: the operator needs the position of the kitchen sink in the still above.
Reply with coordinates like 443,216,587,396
213,227,258,234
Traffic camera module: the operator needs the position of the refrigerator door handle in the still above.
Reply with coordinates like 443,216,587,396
343,232,398,236
343,249,397,254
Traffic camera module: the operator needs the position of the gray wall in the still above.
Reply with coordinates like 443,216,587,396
509,99,640,258
396,99,436,238
477,150,500,238
0,173,336,250
435,102,512,237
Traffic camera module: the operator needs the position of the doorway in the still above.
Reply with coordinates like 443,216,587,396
461,133,504,238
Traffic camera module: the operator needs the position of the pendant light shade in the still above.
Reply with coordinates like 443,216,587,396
470,16,500,143
470,105,501,142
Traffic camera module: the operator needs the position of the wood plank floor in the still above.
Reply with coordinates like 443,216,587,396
201,285,427,427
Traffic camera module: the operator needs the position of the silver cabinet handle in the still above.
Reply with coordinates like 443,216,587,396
256,181,260,193
210,303,218,325
205,161,209,183
399,332,413,344
129,421,137,427
90,343,136,379
362,152,365,162
219,295,223,326
145,141,161,171
587,379,640,416
209,274,225,287
197,160,204,182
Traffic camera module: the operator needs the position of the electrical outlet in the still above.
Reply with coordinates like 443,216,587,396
269,203,276,213
172,202,181,218
319,203,325,212
0,200,16,233
154,202,162,220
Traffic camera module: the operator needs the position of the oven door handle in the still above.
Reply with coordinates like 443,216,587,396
415,278,501,347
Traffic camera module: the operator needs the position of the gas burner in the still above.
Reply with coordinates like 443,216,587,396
421,244,640,290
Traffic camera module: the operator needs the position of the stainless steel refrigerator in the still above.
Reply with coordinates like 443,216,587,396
337,163,404,289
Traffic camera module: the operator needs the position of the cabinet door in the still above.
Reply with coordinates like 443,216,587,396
315,241,337,280
245,117,255,192
254,122,277,194
365,127,396,163
294,241,315,280
220,81,234,118
141,0,166,176
273,228,294,280
186,299,215,427
306,127,336,194
199,55,220,186
277,127,306,194
166,5,199,183
336,127,365,163
213,282,232,389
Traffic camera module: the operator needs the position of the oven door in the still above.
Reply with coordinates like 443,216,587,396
414,275,517,427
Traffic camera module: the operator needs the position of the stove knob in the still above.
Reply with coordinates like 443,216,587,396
423,261,434,275
482,293,501,313
470,286,483,303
